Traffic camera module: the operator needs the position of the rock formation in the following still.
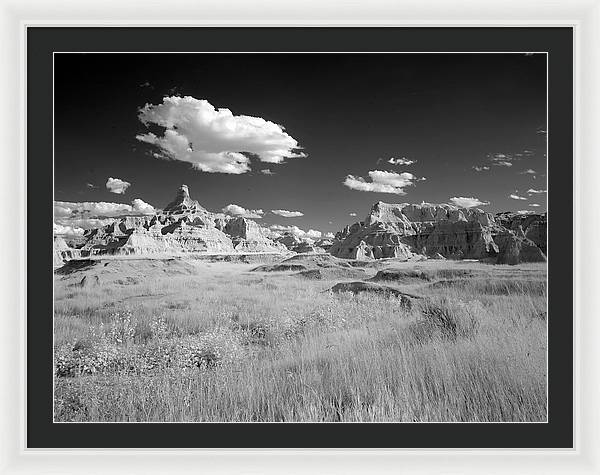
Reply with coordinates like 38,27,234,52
163,184,206,215
329,201,546,265
54,185,288,263
225,218,288,253
54,187,547,266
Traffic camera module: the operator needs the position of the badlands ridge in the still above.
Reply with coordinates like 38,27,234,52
54,184,547,267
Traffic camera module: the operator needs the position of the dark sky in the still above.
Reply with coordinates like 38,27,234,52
54,53,547,235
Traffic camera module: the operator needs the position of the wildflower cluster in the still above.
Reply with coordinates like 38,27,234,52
175,330,244,369
54,313,245,377
102,311,136,345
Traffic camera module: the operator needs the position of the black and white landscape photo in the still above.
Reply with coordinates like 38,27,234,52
53,53,548,422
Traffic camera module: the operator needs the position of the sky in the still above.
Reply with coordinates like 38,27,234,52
54,53,547,236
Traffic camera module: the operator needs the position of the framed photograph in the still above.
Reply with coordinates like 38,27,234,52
1,0,598,473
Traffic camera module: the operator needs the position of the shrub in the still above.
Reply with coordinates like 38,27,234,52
410,298,482,342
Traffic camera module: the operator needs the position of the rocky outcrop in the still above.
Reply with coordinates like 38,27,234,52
225,218,288,253
329,201,546,265
54,185,288,262
329,281,420,307
53,236,70,267
496,212,547,254
163,184,206,215
495,231,547,265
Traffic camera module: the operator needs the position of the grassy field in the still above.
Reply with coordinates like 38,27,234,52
53,255,547,422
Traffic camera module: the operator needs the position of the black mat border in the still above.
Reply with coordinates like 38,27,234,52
27,27,573,449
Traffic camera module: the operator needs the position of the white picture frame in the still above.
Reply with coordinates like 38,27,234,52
1,0,598,473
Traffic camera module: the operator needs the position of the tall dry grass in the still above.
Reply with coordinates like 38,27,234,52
54,261,547,422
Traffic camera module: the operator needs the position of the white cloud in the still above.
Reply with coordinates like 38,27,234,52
106,177,131,194
509,193,528,200
487,152,518,167
473,166,490,172
349,212,357,217
53,222,85,236
131,198,156,214
54,198,157,230
343,170,418,195
222,204,264,219
260,169,274,175
529,203,541,207
517,210,534,214
57,217,116,230
55,201,134,217
449,197,490,208
270,224,322,240
388,157,416,166
519,169,537,175
527,188,547,194
271,209,304,218
137,96,305,174
324,232,335,239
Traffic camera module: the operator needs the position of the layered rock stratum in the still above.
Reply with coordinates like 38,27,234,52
54,188,547,267
54,185,288,265
328,202,546,265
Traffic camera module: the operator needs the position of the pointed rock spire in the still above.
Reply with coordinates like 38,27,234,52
163,184,206,214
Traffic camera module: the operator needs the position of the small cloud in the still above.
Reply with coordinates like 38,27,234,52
449,197,490,208
271,209,304,218
106,177,131,194
519,169,537,175
388,157,416,166
517,210,534,214
509,193,528,200
53,222,85,236
527,189,547,194
349,212,357,217
270,225,322,240
222,204,264,219
261,169,274,175
522,150,535,157
343,170,419,195
139,81,153,88
131,198,156,214
529,203,541,207
486,152,522,167
473,166,490,172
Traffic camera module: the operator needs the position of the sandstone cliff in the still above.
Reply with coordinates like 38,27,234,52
329,201,546,265
54,185,287,262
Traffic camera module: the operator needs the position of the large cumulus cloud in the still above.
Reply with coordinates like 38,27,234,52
136,96,306,174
